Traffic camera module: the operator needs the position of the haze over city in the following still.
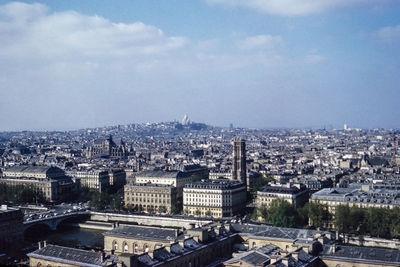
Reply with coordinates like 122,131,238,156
1,0,400,130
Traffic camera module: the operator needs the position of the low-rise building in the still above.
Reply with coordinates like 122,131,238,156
66,170,109,192
183,179,246,218
256,182,309,208
28,243,115,267
124,183,178,213
0,166,80,202
103,225,178,255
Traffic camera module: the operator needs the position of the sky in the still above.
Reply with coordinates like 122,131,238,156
0,0,400,131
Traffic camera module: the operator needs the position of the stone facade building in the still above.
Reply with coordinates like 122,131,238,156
124,183,178,213
256,182,309,208
183,179,247,218
0,166,80,202
103,225,178,255
66,170,109,192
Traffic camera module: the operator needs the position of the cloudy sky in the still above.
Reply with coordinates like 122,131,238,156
0,0,399,131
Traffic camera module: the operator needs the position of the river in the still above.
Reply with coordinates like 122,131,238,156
24,225,105,249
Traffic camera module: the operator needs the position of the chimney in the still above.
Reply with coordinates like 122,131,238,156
292,251,299,261
269,255,279,264
43,241,47,247
178,239,185,248
38,242,42,249
281,257,289,266
332,243,337,253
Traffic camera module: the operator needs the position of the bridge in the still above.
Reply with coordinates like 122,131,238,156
23,211,89,231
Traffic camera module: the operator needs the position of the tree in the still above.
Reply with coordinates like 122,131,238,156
335,205,351,234
158,205,167,213
268,199,298,228
195,209,201,216
205,210,212,217
301,202,330,229
366,207,391,238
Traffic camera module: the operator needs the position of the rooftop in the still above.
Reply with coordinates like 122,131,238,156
103,225,177,241
27,244,106,267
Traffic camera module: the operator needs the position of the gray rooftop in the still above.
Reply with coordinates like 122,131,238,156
104,225,177,241
27,244,106,267
321,244,400,264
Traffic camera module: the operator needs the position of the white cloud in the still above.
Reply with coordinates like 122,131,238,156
374,24,400,44
0,2,187,61
237,34,282,50
206,0,387,16
0,2,331,130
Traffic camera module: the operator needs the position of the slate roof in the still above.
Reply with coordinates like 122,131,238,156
321,244,400,264
27,244,106,267
5,165,63,174
103,225,177,241
135,170,188,179
231,223,317,241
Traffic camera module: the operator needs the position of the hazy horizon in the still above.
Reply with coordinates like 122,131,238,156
1,1,400,131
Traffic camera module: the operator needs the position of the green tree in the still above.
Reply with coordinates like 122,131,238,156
301,202,330,229
158,205,167,213
195,209,201,216
366,207,391,238
268,199,298,228
335,205,351,234
205,210,212,217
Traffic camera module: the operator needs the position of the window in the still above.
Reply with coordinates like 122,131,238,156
123,242,129,252
113,241,118,251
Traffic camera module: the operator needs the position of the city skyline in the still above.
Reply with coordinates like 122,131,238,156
1,1,400,131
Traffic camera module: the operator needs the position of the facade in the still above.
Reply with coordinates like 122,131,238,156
103,225,178,255
3,165,65,179
183,179,247,218
109,168,126,188
124,183,178,213
256,182,309,208
0,205,23,254
66,170,109,192
232,137,247,187
105,224,235,267
28,243,114,267
0,166,80,202
86,135,128,159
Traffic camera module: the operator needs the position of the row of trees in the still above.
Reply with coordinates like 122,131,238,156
335,205,400,239
253,199,330,229
253,199,400,239
0,183,45,204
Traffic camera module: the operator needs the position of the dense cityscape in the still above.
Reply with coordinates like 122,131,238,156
1,117,400,266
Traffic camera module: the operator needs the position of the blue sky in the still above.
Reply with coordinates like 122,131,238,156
0,0,399,130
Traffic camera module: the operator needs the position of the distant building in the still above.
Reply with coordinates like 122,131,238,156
183,179,246,218
0,165,80,202
232,137,247,188
124,183,178,213
86,135,128,159
108,168,126,189
66,170,109,192
256,182,309,208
